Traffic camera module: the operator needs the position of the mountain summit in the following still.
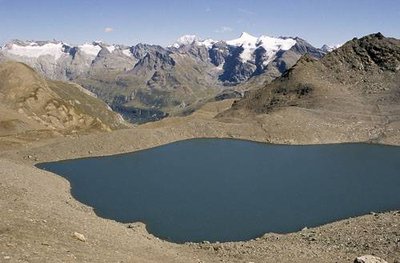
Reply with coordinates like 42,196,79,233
226,32,259,47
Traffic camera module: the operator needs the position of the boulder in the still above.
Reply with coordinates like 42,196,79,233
354,255,388,263
73,232,86,242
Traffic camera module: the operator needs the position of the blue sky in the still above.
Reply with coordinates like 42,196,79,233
0,0,399,47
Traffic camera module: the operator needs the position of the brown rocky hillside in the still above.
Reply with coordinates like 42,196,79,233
0,61,127,137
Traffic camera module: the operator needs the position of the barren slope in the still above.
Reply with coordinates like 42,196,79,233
0,61,127,138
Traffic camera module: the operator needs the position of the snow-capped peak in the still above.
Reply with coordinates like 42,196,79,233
226,32,258,47
226,32,258,61
122,48,133,57
1,40,67,60
105,45,116,53
257,35,296,50
195,38,216,48
78,42,102,57
169,32,298,63
225,32,297,63
171,35,216,49
256,35,297,65
240,31,256,38
171,35,199,48
321,44,342,53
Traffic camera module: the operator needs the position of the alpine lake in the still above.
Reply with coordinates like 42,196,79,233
37,139,400,243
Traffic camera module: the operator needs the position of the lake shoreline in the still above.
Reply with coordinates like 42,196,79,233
1,101,400,262
36,139,400,244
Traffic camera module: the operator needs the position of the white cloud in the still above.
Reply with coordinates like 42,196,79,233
104,27,113,33
215,26,233,33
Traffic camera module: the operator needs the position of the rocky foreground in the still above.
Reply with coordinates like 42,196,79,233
0,99,399,262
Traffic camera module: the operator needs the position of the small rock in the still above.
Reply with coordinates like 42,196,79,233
27,155,33,159
354,255,388,263
127,224,137,229
4,256,11,260
73,232,86,242
301,227,308,231
88,150,92,154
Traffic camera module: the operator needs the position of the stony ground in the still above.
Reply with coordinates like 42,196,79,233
1,100,400,262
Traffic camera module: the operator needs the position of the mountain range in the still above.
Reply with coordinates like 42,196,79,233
2,32,397,143
0,33,331,123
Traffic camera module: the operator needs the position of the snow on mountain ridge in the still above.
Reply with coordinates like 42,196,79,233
257,35,297,51
2,41,67,60
1,40,111,60
226,32,258,46
0,39,124,60
171,35,216,49
2,33,299,62
78,43,102,57
106,45,116,53
225,32,297,62
171,32,298,62
226,32,258,61
195,38,216,48
321,44,342,52
171,35,199,48
122,48,133,57
257,35,297,65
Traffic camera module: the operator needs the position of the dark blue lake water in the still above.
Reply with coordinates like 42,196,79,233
36,139,400,243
